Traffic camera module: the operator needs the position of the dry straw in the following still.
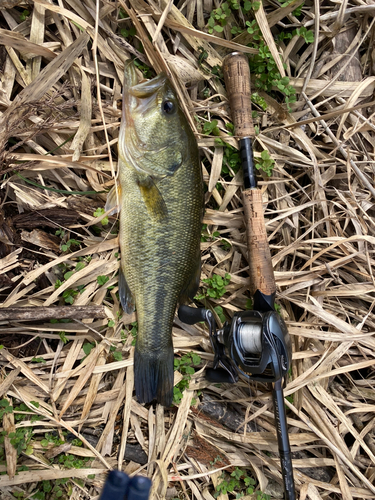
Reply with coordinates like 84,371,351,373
0,0,374,499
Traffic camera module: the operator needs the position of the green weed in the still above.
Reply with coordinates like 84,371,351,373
58,331,68,344
208,0,259,34
255,150,275,176
120,26,136,39
127,321,138,346
203,119,221,136
294,26,314,43
60,239,81,253
41,433,64,448
133,59,153,79
214,305,226,323
19,10,30,21
173,353,201,405
221,142,242,177
109,345,123,361
214,467,270,499
196,273,231,300
0,398,13,419
97,275,110,286
292,2,304,16
93,208,109,226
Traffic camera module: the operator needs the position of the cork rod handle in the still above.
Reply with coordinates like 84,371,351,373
243,189,276,297
223,52,276,299
222,52,255,139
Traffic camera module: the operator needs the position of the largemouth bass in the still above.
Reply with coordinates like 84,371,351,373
106,61,203,406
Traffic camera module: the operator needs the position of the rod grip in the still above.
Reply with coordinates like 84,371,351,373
223,52,255,139
243,188,276,297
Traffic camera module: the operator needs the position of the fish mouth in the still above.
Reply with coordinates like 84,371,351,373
122,61,167,137
124,60,167,100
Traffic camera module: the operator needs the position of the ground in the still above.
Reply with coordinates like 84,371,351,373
0,0,375,499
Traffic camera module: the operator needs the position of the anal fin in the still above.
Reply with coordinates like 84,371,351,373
119,267,135,314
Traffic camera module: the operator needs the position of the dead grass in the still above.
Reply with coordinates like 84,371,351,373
0,0,375,499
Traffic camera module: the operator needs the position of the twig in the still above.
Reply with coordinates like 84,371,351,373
302,91,375,198
0,306,107,321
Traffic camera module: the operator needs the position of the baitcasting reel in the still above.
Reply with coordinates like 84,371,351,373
179,304,296,500
178,305,292,387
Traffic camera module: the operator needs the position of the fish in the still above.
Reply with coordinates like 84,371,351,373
106,61,203,406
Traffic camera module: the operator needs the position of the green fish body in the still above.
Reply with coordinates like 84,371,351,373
106,62,203,406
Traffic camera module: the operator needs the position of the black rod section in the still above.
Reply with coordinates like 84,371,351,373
240,137,257,189
272,379,296,500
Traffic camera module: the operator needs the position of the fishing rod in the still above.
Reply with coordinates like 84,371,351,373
179,52,296,499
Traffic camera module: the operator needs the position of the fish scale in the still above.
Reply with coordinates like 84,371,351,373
107,61,203,406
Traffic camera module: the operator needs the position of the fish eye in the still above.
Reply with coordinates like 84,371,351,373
162,100,176,115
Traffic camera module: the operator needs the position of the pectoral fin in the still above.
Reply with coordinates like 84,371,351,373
119,267,135,314
105,184,122,215
138,177,168,222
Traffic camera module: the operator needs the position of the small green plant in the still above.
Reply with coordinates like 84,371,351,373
82,342,95,357
128,322,138,346
93,208,109,226
244,0,260,10
173,353,201,405
255,150,275,176
208,0,259,34
59,331,68,344
31,478,70,499
31,357,46,363
201,224,220,243
109,345,123,361
41,432,64,448
245,19,261,40
198,47,208,66
222,143,241,176
294,26,314,44
19,9,30,21
60,238,81,253
0,398,13,419
214,305,226,323
133,59,153,79
120,26,136,39
292,2,304,16
214,467,270,499
58,453,91,469
207,2,232,33
248,36,297,107
252,92,268,110
14,401,41,424
62,288,79,305
203,119,220,136
97,275,110,286
196,273,231,300
55,228,65,238
8,427,33,456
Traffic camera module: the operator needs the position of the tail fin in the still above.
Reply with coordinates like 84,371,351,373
134,345,174,406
